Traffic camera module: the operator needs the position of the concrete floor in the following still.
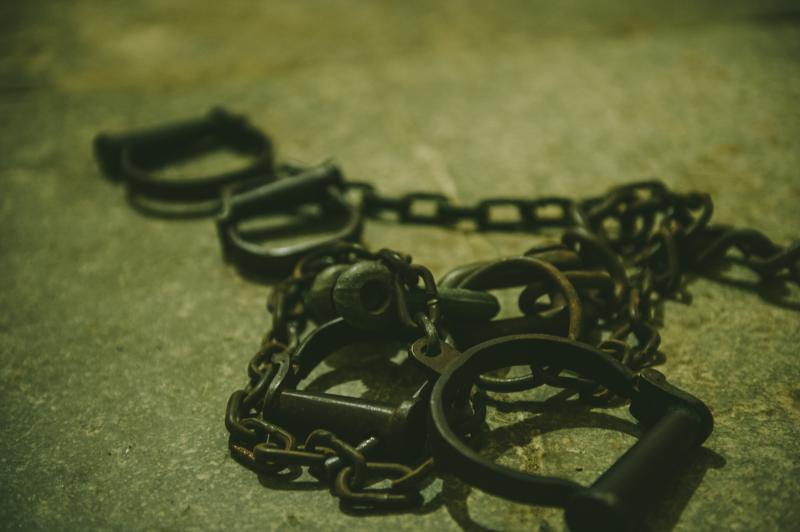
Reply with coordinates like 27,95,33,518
1,1,799,530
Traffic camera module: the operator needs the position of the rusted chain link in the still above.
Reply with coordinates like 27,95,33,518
218,176,797,511
92,115,796,526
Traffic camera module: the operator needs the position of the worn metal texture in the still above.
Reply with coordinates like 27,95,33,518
1,1,799,531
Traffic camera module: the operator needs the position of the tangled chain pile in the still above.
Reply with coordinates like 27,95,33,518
94,108,798,531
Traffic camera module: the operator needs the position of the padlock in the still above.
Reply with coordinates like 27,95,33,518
329,260,501,331
305,263,352,324
332,260,409,330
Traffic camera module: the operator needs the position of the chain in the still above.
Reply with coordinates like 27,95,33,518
93,113,798,521
221,176,797,509
351,178,793,355
349,181,583,230
227,243,465,509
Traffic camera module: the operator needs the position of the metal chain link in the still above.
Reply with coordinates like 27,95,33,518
227,243,451,509
92,114,796,516
226,177,798,510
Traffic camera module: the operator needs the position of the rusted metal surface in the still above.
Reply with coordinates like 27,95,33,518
87,113,798,529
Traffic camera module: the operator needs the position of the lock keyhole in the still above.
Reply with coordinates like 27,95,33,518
360,279,391,313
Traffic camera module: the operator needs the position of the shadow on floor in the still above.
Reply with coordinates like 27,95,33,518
439,395,726,531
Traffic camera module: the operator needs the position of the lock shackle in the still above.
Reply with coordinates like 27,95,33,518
446,256,583,392
438,248,583,289
216,162,364,276
427,333,713,530
94,107,275,215
260,318,428,457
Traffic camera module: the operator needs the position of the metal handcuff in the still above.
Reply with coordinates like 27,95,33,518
95,107,275,217
411,333,713,531
225,316,487,508
93,110,724,530
216,162,363,276
94,108,363,267
295,250,713,528
298,249,714,529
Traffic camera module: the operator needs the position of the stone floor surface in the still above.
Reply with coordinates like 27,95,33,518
1,1,799,531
